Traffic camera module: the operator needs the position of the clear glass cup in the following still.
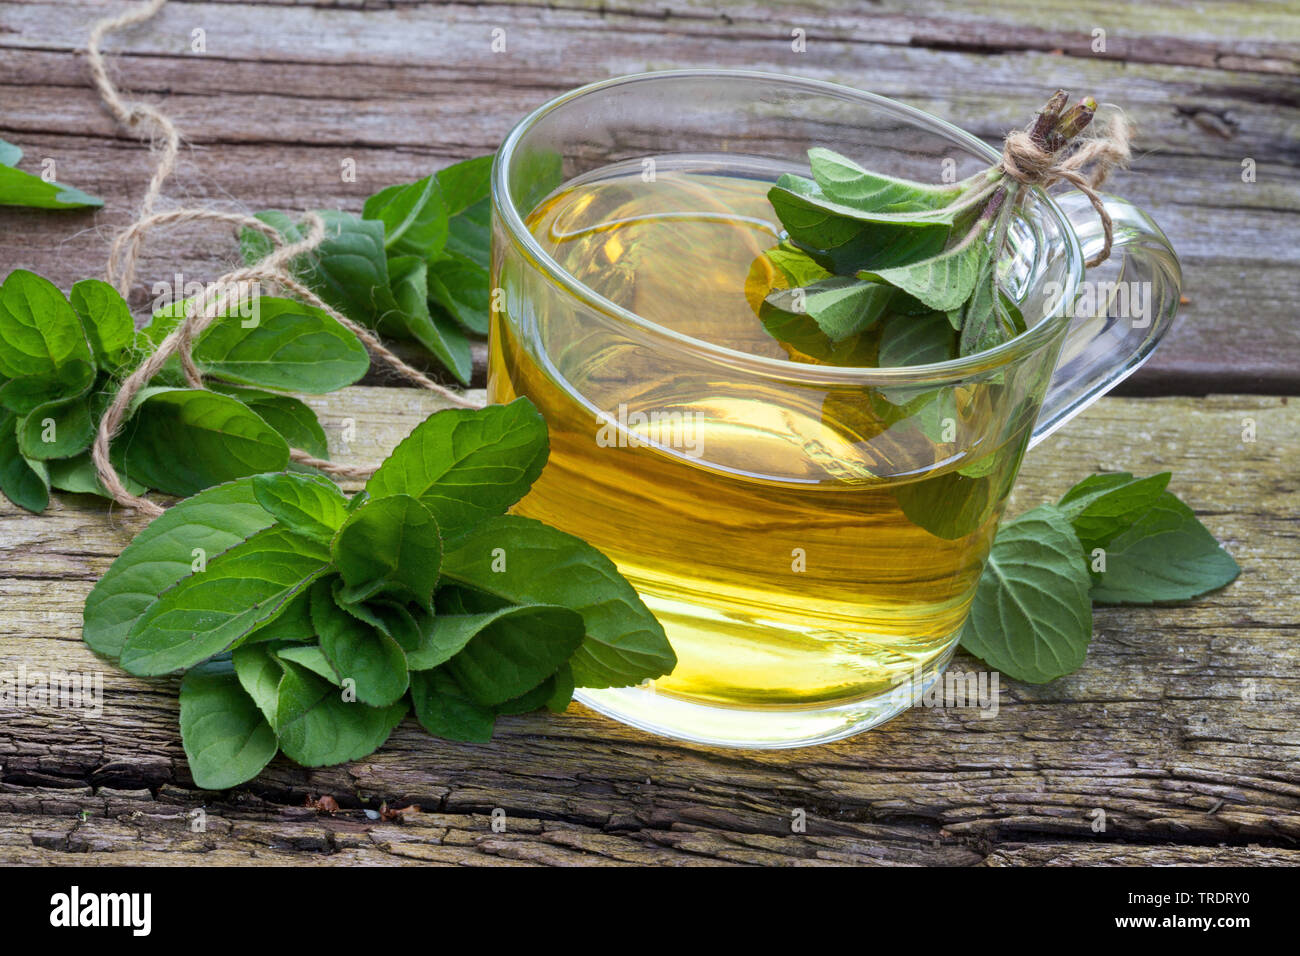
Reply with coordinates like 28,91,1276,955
489,70,1180,748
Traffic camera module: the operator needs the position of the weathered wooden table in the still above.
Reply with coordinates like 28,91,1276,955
0,1,1296,865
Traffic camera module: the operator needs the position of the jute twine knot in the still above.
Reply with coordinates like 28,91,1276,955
1000,110,1133,268
85,0,475,517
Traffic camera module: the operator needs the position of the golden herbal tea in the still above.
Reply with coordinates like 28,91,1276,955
489,156,1034,722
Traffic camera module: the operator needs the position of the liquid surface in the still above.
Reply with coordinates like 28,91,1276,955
490,158,1031,709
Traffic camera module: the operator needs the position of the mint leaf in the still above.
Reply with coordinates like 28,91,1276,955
959,505,1093,683
274,645,341,685
0,270,93,379
114,387,290,496
365,398,548,537
426,252,490,335
363,175,448,258
763,277,894,342
807,147,961,212
444,602,584,706
273,660,407,767
310,580,409,706
210,386,329,459
0,139,21,166
119,526,330,675
0,163,103,210
242,588,315,645
859,226,993,313
83,478,276,658
1088,492,1240,604
231,643,285,726
409,668,495,743
0,410,50,513
69,279,134,371
47,451,147,499
332,493,442,605
17,393,95,461
179,660,278,790
388,255,472,385
441,515,675,688
252,472,349,545
876,311,957,367
1057,471,1171,549
186,297,369,394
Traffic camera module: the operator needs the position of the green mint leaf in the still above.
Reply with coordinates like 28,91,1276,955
69,279,134,371
114,387,290,497
273,659,407,767
426,252,490,335
241,588,315,645
332,493,442,605
388,255,473,385
763,277,894,343
1056,471,1171,549
441,514,675,688
252,472,349,546
409,667,495,742
807,147,962,212
310,579,409,706
764,242,833,287
0,360,96,417
436,155,494,268
119,526,330,676
365,398,548,538
179,660,278,790
0,164,103,210
545,662,575,713
0,410,50,513
183,297,369,394
876,311,957,367
231,643,285,726
859,226,993,313
1088,492,1240,604
442,603,584,706
0,270,93,379
209,385,329,460
274,645,341,685
959,504,1093,683
83,478,275,658
47,451,147,499
17,393,95,461
363,175,448,258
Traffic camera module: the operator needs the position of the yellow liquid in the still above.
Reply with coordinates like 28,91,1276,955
489,159,1029,722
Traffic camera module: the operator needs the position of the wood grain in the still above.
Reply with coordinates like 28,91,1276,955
0,1,1296,392
0,389,1295,866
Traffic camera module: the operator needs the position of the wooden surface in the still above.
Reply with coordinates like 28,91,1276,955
1,389,1296,866
0,0,1297,392
0,1,1297,866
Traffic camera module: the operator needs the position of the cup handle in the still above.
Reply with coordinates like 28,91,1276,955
1029,190,1183,447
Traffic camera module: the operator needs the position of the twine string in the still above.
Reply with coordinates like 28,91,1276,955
1000,111,1133,268
85,0,475,517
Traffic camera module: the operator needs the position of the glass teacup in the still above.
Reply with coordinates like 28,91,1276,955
488,71,1180,747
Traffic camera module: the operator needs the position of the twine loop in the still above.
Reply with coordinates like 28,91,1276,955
84,0,474,517
1000,110,1133,268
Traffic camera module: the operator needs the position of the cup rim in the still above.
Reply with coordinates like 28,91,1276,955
492,68,1084,386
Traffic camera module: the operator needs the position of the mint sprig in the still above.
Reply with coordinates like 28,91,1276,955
242,155,498,385
82,397,676,789
757,91,1097,365
960,472,1240,683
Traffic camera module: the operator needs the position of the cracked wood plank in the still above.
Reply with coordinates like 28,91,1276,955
0,1,1297,392
0,390,1295,865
